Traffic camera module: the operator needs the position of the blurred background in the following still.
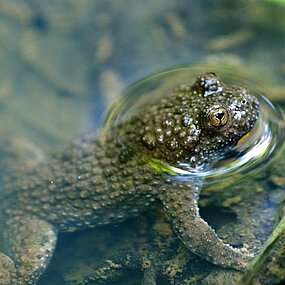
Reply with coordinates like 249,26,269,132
0,0,285,149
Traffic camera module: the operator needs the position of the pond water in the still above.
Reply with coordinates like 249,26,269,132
0,1,285,285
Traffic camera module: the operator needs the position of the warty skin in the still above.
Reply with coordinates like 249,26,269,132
0,73,259,284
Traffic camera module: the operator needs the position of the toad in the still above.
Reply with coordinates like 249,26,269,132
0,73,259,284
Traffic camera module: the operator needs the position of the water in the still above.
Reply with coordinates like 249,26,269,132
105,65,285,185
0,1,285,285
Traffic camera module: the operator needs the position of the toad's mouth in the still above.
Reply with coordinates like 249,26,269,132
237,130,253,145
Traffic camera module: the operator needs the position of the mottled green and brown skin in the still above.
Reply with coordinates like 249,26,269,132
0,73,259,285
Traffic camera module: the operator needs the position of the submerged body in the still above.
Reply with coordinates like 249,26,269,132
0,73,259,285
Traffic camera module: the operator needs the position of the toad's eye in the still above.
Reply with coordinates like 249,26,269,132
207,107,229,127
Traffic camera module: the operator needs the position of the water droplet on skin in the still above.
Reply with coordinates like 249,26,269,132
182,115,193,127
163,118,174,127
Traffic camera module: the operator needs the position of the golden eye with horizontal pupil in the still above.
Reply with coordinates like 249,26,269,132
208,107,229,127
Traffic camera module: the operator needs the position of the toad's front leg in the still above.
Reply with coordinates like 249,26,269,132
158,180,251,271
0,216,57,285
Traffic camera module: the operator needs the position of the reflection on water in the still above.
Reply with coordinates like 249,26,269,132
106,65,285,185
